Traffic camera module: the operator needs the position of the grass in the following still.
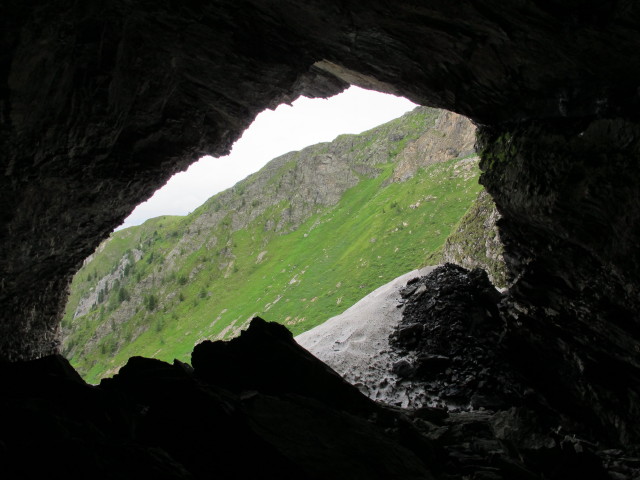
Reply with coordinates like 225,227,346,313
61,107,482,383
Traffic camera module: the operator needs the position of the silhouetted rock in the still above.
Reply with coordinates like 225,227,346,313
0,321,437,479
192,317,377,415
391,264,520,410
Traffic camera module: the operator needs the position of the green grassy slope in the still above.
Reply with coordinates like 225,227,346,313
62,108,482,383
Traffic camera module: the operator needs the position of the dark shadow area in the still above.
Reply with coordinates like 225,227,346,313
2,1,640,477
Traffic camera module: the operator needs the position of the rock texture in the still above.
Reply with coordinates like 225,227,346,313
3,1,640,477
479,119,640,446
0,319,435,479
5,316,638,480
392,264,640,476
442,189,507,287
390,265,517,410
391,111,476,182
296,266,437,407
300,265,640,479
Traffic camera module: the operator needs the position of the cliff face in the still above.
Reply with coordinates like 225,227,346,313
442,189,506,287
392,110,477,183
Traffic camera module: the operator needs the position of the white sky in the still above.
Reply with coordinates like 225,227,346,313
117,86,417,230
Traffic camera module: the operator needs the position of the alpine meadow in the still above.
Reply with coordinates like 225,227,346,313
62,106,485,383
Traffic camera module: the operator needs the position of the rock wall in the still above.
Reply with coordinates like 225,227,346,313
2,0,640,471
3,0,640,362
391,110,476,182
478,118,640,445
442,189,507,287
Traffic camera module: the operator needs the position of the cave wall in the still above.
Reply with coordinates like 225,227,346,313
2,0,640,445
479,118,640,443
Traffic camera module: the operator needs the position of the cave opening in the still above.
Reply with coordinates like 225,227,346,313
3,2,640,477
60,86,490,387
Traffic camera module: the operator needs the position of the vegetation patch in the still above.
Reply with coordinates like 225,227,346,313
62,107,483,383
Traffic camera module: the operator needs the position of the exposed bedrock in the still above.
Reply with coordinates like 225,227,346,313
478,118,640,445
3,0,640,361
388,264,640,478
299,264,640,478
2,0,640,473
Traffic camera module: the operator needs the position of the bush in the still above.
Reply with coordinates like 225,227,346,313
118,287,130,303
145,294,158,311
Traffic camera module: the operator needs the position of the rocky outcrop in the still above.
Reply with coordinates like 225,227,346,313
296,266,438,407
392,110,476,182
393,264,640,476
299,264,525,411
390,265,517,410
5,316,638,480
189,106,453,237
299,264,640,479
442,190,507,287
0,319,434,479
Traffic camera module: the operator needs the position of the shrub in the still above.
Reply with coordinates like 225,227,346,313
145,294,158,311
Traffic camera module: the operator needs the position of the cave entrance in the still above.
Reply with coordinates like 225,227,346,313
60,88,485,384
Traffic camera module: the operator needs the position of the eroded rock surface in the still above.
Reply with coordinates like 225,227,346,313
299,265,640,479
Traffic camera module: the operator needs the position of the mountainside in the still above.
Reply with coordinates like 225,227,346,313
442,189,507,287
62,107,481,383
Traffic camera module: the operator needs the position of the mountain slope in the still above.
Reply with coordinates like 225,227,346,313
442,189,507,287
62,107,481,383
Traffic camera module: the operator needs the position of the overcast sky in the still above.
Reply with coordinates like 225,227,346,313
117,86,417,230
